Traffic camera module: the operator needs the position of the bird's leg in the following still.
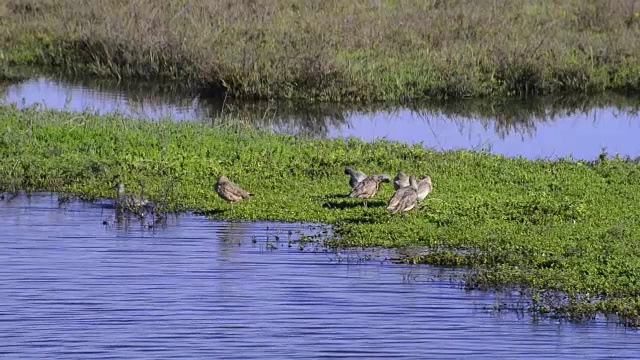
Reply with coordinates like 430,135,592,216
363,200,368,209
231,203,235,216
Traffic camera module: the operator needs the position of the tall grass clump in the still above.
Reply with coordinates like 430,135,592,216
3,105,640,325
2,0,640,101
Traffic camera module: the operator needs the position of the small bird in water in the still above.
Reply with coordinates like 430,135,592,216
113,182,150,215
349,174,390,208
417,175,433,202
215,176,253,214
393,171,410,190
387,176,419,215
344,167,367,189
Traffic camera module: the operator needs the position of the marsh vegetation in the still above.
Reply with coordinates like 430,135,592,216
2,105,640,325
4,70,640,146
2,0,640,101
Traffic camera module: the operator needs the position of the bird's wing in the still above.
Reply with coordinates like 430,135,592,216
227,182,251,200
393,189,418,214
387,188,408,210
354,171,367,183
350,178,373,198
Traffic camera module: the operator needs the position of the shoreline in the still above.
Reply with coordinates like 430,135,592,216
1,189,623,328
2,105,640,326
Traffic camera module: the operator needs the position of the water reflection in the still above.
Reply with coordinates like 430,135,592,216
0,75,353,137
2,71,640,159
1,193,639,359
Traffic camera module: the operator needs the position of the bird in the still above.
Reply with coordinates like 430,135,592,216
344,167,367,189
387,176,418,210
417,175,433,202
387,176,419,215
349,174,390,208
113,182,150,215
394,171,410,190
215,176,253,214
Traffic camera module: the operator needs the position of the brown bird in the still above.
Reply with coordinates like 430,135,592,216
344,167,368,189
417,175,433,202
349,174,390,208
387,176,419,215
393,171,409,190
113,182,150,215
387,176,418,210
215,176,253,214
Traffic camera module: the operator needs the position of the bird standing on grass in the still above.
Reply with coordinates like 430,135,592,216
344,167,368,189
215,176,253,214
387,176,418,215
393,171,409,190
417,175,433,202
387,176,418,210
349,174,391,208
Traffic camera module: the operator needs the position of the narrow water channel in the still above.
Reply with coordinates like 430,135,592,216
2,75,640,160
0,194,637,359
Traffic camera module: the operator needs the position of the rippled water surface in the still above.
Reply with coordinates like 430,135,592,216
2,76,640,160
0,194,638,359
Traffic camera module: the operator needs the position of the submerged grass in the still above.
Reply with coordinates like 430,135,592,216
2,0,640,101
2,105,640,325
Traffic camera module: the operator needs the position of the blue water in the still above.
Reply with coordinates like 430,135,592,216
3,77,640,160
0,194,638,359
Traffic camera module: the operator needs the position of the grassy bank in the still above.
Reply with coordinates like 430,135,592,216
3,105,640,325
2,0,640,102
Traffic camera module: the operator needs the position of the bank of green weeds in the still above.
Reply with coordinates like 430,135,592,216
2,105,640,325
2,0,640,101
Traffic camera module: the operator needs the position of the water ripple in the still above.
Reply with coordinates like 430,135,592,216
0,194,638,359
3,77,640,160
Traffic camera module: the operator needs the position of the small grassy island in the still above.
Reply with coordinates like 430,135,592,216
2,105,640,325
3,0,640,328
2,0,640,101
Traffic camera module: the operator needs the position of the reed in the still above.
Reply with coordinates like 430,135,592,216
3,0,640,102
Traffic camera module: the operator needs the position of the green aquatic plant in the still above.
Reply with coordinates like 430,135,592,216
2,105,640,326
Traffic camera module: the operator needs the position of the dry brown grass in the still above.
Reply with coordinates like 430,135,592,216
3,0,640,101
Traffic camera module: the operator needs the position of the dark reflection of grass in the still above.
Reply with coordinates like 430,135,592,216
407,93,640,141
3,70,356,137
197,100,354,139
0,66,29,82
4,69,640,140
206,92,640,141
0,66,30,99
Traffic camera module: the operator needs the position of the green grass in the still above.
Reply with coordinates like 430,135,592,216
3,104,640,325
2,0,640,102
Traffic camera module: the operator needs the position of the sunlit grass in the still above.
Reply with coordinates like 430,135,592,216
2,0,640,101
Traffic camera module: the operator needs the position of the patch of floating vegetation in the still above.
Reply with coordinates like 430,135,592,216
3,105,640,326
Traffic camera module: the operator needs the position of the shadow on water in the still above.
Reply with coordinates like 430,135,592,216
1,193,639,359
2,68,640,159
